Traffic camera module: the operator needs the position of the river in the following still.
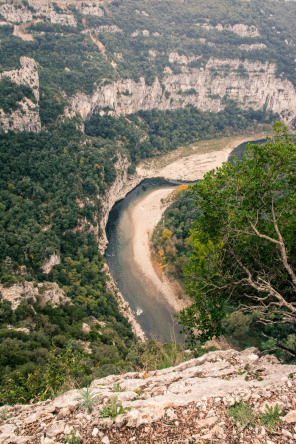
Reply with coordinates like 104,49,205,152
105,139,266,343
106,178,184,342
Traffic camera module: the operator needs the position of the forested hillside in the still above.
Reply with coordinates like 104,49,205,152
0,0,295,404
0,0,295,128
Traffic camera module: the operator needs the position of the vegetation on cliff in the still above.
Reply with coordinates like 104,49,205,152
152,184,200,281
0,121,138,404
0,0,295,124
86,105,275,164
0,77,36,115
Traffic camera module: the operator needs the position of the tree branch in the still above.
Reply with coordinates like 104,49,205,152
230,249,296,315
271,199,296,288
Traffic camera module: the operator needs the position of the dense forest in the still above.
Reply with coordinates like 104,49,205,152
86,105,275,164
0,122,135,404
0,0,295,405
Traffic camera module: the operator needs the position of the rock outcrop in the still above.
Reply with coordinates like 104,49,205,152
0,281,70,310
70,58,296,126
0,3,77,27
41,254,61,275
0,57,41,132
81,5,104,17
1,348,295,443
197,22,260,37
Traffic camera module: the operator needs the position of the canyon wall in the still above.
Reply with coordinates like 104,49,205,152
0,57,41,132
1,1,295,131
70,57,296,126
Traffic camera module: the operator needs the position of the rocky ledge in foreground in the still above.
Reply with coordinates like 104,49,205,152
1,348,296,443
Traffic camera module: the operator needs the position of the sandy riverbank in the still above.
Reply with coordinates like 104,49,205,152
130,187,185,312
137,133,269,181
130,134,269,313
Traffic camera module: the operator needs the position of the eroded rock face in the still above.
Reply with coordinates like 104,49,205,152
0,57,41,132
0,4,33,23
1,349,296,443
197,22,260,37
41,254,61,274
70,58,296,126
0,3,77,27
0,281,70,310
81,5,104,16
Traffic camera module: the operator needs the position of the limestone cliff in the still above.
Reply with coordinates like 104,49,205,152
0,3,77,27
197,23,261,37
99,154,135,251
1,348,295,443
0,281,70,311
0,57,41,132
1,1,296,131
70,58,296,126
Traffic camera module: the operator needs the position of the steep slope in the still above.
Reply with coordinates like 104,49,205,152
0,0,296,130
70,58,296,124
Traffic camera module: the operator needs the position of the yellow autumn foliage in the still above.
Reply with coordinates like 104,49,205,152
162,228,173,240
174,183,189,197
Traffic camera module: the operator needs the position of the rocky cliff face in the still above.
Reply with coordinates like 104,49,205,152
0,3,77,27
96,154,147,341
0,57,41,132
0,281,70,311
198,23,261,37
1,2,295,131
70,57,296,126
99,154,135,251
1,348,295,443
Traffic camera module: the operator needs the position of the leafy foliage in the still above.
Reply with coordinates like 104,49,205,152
0,122,137,404
228,401,282,431
0,77,35,115
99,396,130,418
86,105,276,164
178,123,296,359
228,401,256,427
260,404,282,432
0,345,86,405
76,387,98,414
152,185,201,281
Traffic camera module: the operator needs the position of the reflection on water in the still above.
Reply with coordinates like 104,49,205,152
105,140,266,342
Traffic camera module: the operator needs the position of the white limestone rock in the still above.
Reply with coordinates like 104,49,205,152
69,58,296,127
0,57,40,132
0,281,70,310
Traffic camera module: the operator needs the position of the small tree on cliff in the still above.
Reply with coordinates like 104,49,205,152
179,122,296,357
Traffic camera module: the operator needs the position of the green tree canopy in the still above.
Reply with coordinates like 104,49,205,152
179,123,296,358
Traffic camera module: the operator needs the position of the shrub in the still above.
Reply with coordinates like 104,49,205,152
228,401,256,427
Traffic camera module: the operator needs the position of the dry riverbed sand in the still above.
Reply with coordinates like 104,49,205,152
131,133,269,312
130,187,182,312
